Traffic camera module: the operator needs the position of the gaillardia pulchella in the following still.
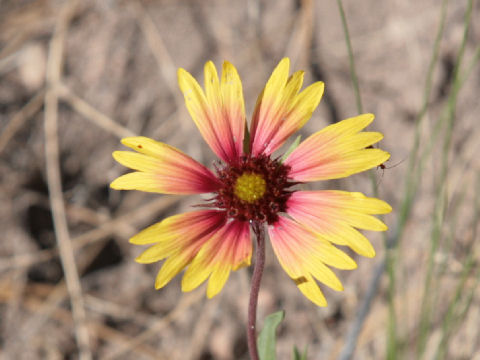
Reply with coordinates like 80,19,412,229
111,58,391,306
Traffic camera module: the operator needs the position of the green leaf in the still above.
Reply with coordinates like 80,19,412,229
280,135,302,163
257,310,285,360
293,345,308,360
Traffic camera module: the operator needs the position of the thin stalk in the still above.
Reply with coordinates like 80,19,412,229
247,222,266,360
336,0,381,198
433,174,480,360
336,0,400,356
393,0,449,249
386,248,398,360
434,253,476,360
416,1,474,357
336,0,363,114
338,1,449,359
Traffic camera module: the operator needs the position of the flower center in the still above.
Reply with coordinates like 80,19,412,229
234,173,266,203
211,154,296,224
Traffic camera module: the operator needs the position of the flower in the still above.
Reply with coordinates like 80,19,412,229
110,58,391,306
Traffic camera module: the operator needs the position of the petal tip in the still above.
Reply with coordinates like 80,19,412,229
120,137,136,146
357,113,375,128
315,81,325,91
121,136,152,151
314,297,328,307
177,68,193,90
364,247,376,258
384,203,393,214
206,288,219,299
346,258,358,270
222,60,239,76
177,67,187,78
112,150,125,162
109,177,125,190
155,277,165,290
134,255,147,264
279,57,290,66
129,235,143,245
181,278,196,293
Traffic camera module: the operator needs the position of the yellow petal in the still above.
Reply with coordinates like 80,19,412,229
111,137,220,194
324,113,375,136
295,274,328,307
110,172,160,192
249,58,325,156
178,62,246,162
204,61,222,117
268,216,348,306
113,151,159,172
181,256,212,292
155,250,197,289
129,210,225,245
135,242,173,264
305,258,344,291
286,191,386,257
221,61,246,153
207,263,231,298
314,239,357,270
342,211,388,231
262,58,290,108
285,113,390,181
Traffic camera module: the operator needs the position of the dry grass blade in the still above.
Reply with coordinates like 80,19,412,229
0,283,162,359
185,296,220,360
43,0,91,358
103,290,205,360
0,196,179,272
285,0,314,68
130,0,183,109
0,88,45,155
58,83,136,139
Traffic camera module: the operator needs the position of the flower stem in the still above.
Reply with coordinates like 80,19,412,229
247,222,266,360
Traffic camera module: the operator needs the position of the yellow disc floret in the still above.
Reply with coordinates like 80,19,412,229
234,172,266,203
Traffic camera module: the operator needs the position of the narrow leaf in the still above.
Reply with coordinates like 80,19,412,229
280,135,301,163
293,345,308,360
257,310,285,360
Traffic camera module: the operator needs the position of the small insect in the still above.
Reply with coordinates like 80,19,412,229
366,145,405,185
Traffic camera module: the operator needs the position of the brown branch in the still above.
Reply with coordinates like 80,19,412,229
57,83,136,139
130,0,182,109
284,0,314,68
103,289,206,360
0,88,45,155
0,196,179,272
44,0,91,358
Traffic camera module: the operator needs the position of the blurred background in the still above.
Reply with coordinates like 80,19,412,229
0,0,479,359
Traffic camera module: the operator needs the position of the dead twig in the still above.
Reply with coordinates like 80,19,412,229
338,258,386,360
0,196,179,272
284,0,315,68
0,283,162,359
44,0,91,358
185,296,220,360
5,195,172,358
103,289,205,360
58,83,136,139
0,88,45,155
130,0,182,109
